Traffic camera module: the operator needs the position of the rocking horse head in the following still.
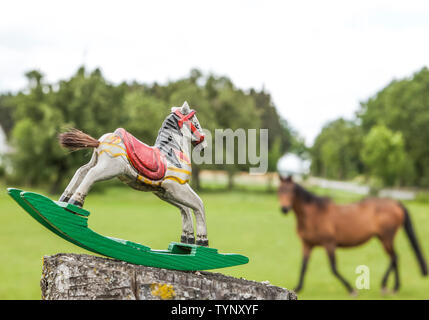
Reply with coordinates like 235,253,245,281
170,101,207,150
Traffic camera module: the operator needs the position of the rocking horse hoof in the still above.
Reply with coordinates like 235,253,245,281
188,237,196,244
196,239,209,247
58,195,70,202
180,236,195,244
69,199,83,208
181,236,196,244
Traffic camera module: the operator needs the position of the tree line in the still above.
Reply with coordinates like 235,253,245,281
311,66,429,188
0,67,298,193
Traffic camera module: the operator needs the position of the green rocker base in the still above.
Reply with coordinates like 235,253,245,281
7,188,249,271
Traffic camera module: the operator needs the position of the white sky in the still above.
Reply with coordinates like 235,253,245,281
2,0,429,146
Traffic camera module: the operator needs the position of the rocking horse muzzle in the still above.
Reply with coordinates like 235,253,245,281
174,109,205,147
192,131,205,146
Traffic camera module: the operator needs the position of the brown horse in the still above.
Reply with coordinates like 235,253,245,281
278,175,428,294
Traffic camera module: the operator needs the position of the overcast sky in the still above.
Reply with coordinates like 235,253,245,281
2,1,429,146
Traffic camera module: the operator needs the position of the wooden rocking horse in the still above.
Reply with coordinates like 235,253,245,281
8,102,249,270
58,101,208,246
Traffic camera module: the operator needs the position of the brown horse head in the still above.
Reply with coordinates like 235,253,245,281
278,175,330,215
278,175,294,214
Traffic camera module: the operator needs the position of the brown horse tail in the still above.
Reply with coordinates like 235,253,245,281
400,203,428,276
58,128,100,150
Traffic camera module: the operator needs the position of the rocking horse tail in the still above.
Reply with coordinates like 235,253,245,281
58,128,100,150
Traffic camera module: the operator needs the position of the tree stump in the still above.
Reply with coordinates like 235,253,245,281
41,253,297,300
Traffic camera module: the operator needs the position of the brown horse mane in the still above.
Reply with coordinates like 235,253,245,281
294,183,331,208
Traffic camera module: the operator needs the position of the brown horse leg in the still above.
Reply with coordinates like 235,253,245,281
392,253,400,292
294,242,313,293
381,261,394,293
325,244,355,294
380,237,400,293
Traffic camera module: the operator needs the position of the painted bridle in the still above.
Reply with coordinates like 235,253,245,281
173,109,205,145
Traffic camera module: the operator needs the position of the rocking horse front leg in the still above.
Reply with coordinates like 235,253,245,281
179,207,196,244
154,192,195,244
161,180,208,247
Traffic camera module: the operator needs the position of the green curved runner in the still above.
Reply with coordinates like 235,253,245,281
7,188,249,271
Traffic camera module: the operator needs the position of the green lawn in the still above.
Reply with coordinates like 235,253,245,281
1,181,429,300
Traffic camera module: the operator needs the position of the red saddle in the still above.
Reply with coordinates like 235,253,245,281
115,128,166,180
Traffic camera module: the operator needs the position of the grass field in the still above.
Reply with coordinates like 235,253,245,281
1,181,429,300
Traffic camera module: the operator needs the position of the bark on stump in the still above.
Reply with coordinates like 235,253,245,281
41,253,297,300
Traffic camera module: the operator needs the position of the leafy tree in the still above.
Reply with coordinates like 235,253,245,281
211,81,261,189
0,94,16,138
9,70,66,190
8,67,128,192
123,88,169,144
361,125,414,187
311,118,364,180
359,67,429,186
250,89,291,152
249,89,300,190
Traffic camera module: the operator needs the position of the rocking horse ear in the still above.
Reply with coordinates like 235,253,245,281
181,101,191,114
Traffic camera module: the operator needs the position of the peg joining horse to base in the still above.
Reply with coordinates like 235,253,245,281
58,102,209,246
278,175,428,294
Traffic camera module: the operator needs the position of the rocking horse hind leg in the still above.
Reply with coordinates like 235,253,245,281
59,130,127,207
68,151,128,207
59,151,98,202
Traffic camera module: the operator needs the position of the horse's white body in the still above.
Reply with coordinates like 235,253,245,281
59,102,209,246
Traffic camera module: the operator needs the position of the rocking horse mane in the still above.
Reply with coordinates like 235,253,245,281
294,183,331,208
154,113,184,167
